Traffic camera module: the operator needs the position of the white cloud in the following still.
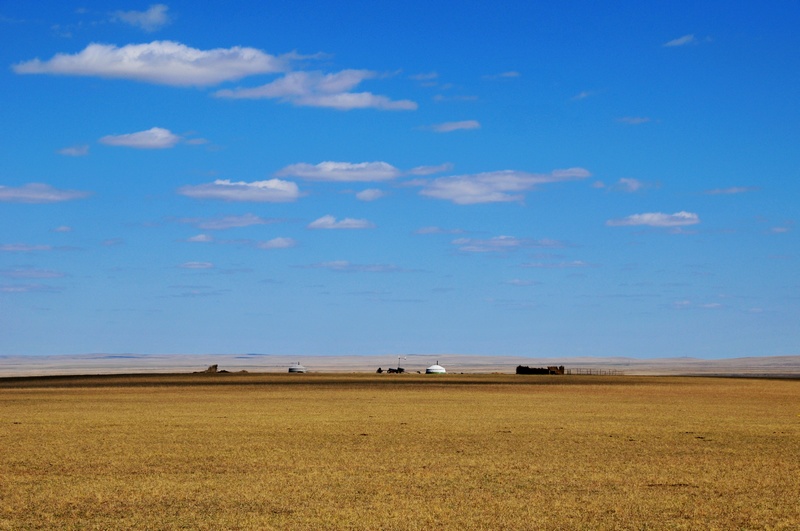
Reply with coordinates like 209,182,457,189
452,236,563,253
671,300,724,310
100,127,181,149
704,186,758,195
215,69,417,110
308,215,374,230
168,285,229,298
415,226,464,235
53,226,73,233
178,179,301,202
257,237,296,249
616,178,644,192
595,179,646,192
770,226,790,234
278,161,400,182
356,189,386,201
0,183,89,203
181,213,273,230
0,268,63,279
295,92,417,111
309,260,402,273
57,145,89,157
0,244,53,252
572,91,593,100
618,116,651,125
521,260,591,269
112,4,171,32
606,211,700,227
409,72,438,81
180,261,214,269
186,234,213,243
0,283,61,293
14,41,284,86
408,163,453,176
417,168,590,204
484,71,520,79
506,279,541,286
664,34,696,47
218,69,370,98
433,94,479,103
430,120,480,133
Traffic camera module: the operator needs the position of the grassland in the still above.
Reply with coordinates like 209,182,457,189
1,373,798,529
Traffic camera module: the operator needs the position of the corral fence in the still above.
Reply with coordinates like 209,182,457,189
564,368,622,376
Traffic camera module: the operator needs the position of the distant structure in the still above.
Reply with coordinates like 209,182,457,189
516,365,564,375
288,362,307,374
384,356,406,374
426,362,446,374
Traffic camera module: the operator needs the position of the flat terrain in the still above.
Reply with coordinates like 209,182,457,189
1,373,798,529
2,353,799,377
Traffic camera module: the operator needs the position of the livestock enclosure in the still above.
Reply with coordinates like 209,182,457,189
1,373,798,529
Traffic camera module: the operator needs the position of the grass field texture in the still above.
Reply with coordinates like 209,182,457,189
1,373,798,529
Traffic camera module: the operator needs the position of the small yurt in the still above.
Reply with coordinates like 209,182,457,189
426,362,446,374
288,362,307,373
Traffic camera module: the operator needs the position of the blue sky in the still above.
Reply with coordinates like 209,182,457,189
1,1,798,359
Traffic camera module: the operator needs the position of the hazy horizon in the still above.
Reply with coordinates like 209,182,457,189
2,352,799,378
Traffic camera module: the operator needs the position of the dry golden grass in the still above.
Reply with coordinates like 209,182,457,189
1,373,798,529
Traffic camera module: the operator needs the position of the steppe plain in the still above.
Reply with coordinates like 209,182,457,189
2,352,800,377
1,355,799,529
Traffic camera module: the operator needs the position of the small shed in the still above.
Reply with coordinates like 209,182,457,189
288,362,307,373
426,362,446,374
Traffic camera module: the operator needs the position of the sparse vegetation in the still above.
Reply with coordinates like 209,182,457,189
1,373,798,529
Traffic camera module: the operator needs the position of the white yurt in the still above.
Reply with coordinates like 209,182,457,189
426,362,446,374
288,362,307,373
